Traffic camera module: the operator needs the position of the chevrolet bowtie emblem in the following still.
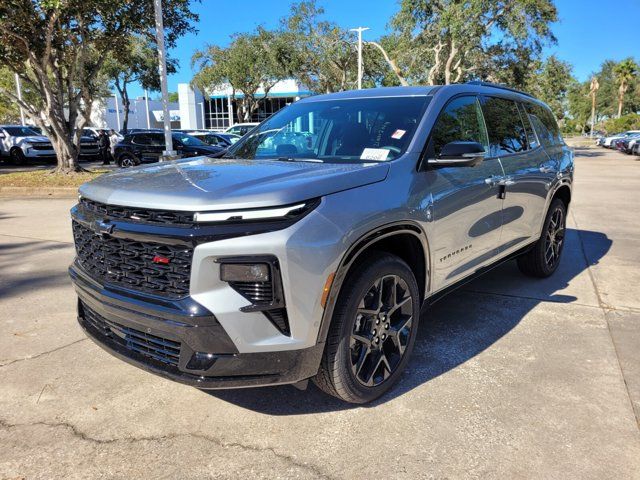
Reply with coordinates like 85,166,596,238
91,219,114,235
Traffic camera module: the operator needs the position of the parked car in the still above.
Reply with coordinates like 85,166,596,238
0,125,55,164
70,82,573,403
190,131,240,147
224,122,259,137
602,130,640,148
113,131,225,167
618,133,640,154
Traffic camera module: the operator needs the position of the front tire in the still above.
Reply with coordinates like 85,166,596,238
314,252,420,403
118,154,138,168
517,198,567,278
10,148,26,165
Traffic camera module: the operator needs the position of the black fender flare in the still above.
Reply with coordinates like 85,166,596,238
315,221,431,346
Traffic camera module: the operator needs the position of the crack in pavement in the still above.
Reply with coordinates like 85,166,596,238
0,338,88,368
0,417,335,480
572,210,640,431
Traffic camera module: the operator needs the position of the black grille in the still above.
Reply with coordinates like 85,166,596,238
81,302,181,366
229,280,274,304
31,144,53,150
72,221,192,298
80,198,194,226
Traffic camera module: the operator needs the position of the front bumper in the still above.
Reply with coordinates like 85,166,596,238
70,265,324,388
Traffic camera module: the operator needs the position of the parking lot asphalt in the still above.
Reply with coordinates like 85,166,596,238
1,147,639,479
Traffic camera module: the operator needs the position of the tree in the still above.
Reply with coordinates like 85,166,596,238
282,1,360,93
0,1,197,173
613,58,638,118
192,29,290,122
0,67,20,123
375,0,557,86
525,55,574,120
102,36,178,132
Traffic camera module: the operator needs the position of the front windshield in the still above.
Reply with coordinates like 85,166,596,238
173,134,207,147
227,96,431,163
4,126,38,137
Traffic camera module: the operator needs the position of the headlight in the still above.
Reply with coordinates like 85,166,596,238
193,199,319,223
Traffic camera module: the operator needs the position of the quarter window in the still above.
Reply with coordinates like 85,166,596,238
525,103,563,148
481,97,529,156
427,96,488,158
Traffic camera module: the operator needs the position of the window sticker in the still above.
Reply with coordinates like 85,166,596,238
360,148,390,161
391,129,406,140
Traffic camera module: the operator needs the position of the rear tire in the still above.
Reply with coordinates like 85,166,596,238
314,252,420,403
10,148,26,165
517,198,567,278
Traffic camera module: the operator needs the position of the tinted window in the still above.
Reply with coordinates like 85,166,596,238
147,133,165,146
229,97,430,163
525,103,563,147
173,134,207,147
3,126,38,136
428,96,488,158
131,134,151,145
481,97,528,156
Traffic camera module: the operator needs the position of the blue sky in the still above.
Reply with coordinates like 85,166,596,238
131,0,640,98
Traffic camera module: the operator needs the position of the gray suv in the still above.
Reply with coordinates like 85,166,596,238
69,82,573,403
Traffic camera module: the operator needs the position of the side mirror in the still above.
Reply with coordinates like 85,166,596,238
427,141,486,167
0,133,5,139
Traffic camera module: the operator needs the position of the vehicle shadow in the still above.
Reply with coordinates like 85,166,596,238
205,228,611,414
572,147,606,158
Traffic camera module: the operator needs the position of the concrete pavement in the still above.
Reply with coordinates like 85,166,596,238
0,147,639,479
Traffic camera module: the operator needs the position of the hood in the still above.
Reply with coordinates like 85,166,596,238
79,157,389,211
21,135,50,143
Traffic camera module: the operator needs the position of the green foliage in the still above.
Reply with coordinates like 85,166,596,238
602,113,640,134
525,56,574,120
0,0,198,171
0,67,20,123
380,0,558,85
192,28,292,121
567,58,640,132
102,35,178,130
168,92,179,102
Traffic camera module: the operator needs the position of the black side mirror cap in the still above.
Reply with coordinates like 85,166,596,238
427,141,486,167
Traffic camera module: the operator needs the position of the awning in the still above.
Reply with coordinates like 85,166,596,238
152,110,181,122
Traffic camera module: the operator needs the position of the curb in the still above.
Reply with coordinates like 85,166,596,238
0,186,78,198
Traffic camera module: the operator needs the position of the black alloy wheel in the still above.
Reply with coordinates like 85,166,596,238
543,207,565,270
314,252,420,403
10,148,26,165
350,275,414,387
517,198,567,278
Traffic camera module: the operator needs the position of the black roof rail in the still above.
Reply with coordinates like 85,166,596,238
465,80,534,98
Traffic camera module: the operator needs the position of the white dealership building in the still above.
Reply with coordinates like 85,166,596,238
91,79,312,132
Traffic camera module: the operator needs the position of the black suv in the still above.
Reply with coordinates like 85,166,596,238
114,131,225,167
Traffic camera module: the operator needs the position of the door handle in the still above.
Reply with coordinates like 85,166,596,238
484,176,499,186
498,177,515,186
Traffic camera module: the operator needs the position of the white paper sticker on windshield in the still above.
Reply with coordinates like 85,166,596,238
391,129,406,139
360,148,390,161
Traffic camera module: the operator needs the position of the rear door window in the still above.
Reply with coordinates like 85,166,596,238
427,96,489,158
131,134,151,145
481,97,529,156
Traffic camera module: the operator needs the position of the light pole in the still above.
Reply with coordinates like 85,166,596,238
113,93,121,131
145,89,151,129
14,74,25,126
153,0,175,160
589,76,599,139
198,101,205,130
350,27,369,90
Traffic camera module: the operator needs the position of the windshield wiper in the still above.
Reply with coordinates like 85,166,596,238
277,157,323,163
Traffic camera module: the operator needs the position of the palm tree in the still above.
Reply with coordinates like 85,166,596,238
613,59,638,118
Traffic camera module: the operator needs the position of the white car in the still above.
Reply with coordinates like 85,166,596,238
0,125,55,164
602,130,640,148
224,123,259,137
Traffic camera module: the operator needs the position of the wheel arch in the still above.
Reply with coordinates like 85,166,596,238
316,222,430,345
